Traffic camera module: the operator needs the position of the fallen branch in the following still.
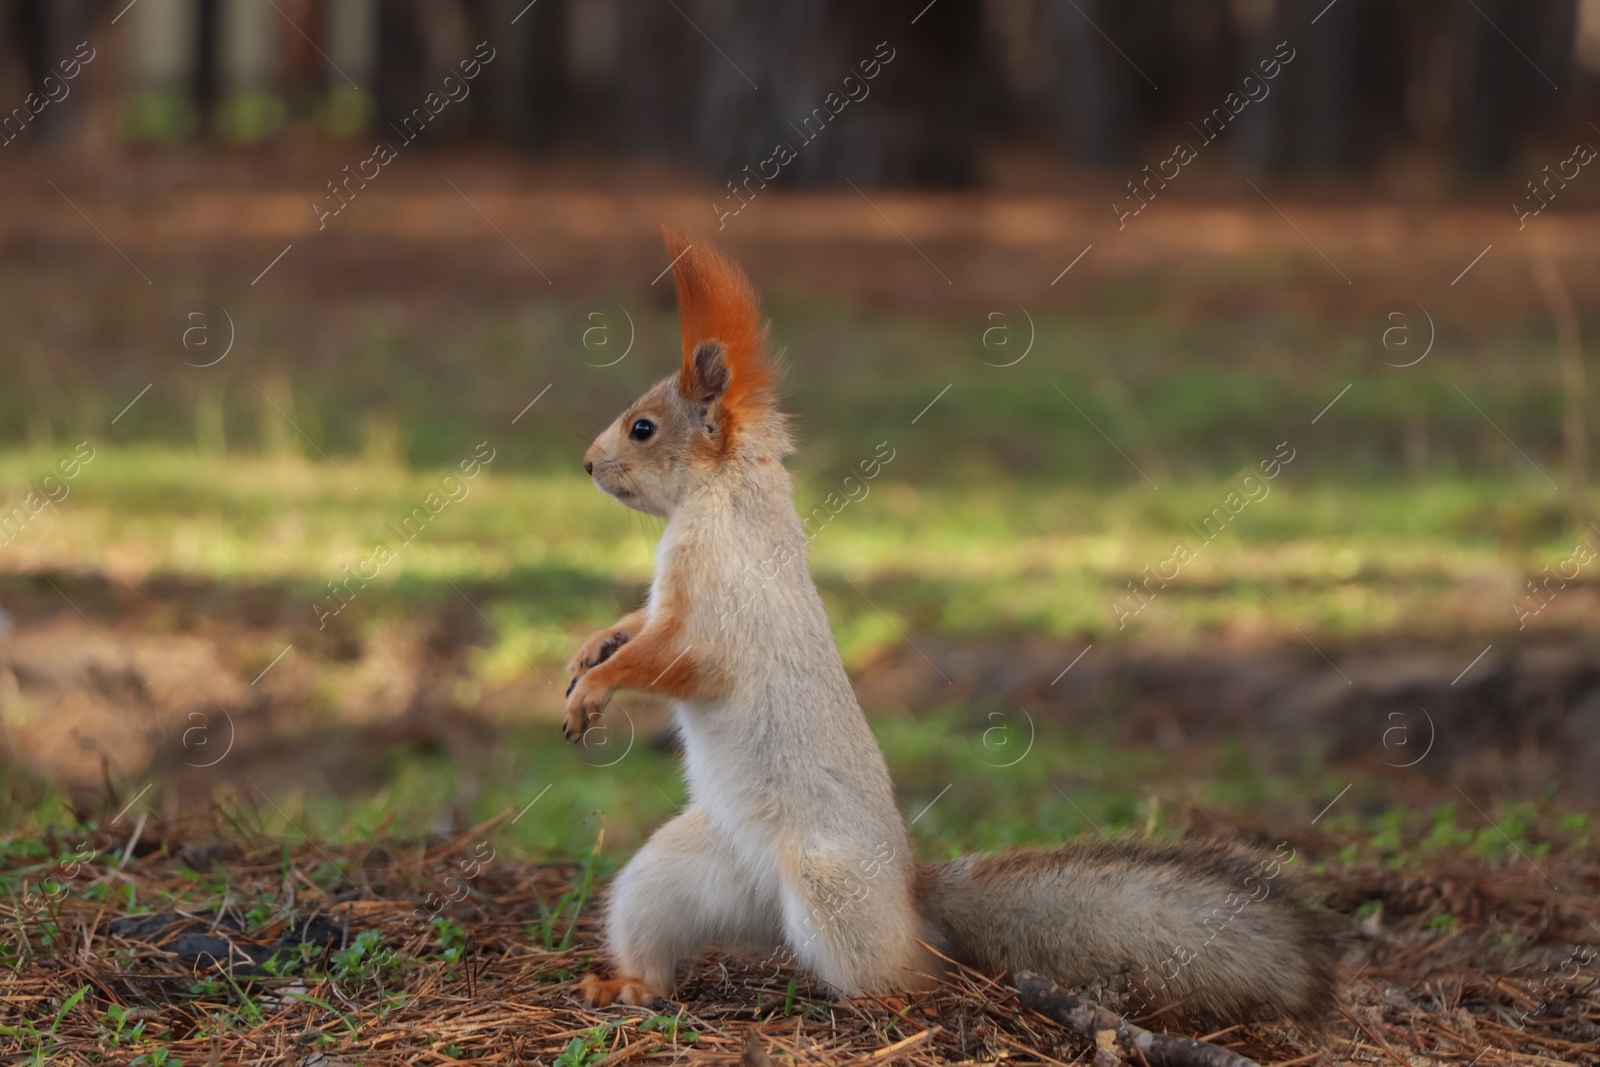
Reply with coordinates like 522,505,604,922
1013,971,1258,1067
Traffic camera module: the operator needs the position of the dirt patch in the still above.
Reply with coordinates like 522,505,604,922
3,571,1597,812
859,635,1600,804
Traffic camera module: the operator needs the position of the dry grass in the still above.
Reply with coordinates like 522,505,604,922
4,810,1598,1067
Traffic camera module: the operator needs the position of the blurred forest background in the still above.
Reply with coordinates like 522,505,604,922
6,0,1600,177
0,0,1597,857
6,6,1600,1063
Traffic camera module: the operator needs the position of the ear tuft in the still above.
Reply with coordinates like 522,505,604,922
663,227,772,448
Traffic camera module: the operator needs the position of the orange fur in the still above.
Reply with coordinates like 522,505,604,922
578,973,664,1007
563,562,725,739
582,613,719,701
663,227,773,448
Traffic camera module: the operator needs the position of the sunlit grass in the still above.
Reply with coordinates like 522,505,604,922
0,445,1585,661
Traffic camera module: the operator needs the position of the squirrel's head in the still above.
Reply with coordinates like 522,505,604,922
583,230,789,517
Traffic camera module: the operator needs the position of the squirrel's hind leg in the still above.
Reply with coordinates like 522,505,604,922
778,850,935,996
585,807,781,1005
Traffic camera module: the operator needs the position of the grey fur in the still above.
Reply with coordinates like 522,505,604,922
917,840,1339,1022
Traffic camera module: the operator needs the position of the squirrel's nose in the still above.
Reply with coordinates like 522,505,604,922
584,460,594,476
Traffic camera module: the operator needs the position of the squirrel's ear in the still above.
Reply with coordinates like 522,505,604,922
664,226,772,448
689,340,730,436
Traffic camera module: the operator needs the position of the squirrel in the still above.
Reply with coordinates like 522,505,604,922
563,230,1338,1021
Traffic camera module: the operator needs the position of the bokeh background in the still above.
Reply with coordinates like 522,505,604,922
2,0,1599,865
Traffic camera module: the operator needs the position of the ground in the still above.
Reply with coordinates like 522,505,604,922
3,805,1597,1065
2,147,1598,1063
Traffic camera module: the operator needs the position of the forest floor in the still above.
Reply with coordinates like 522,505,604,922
2,804,1597,1066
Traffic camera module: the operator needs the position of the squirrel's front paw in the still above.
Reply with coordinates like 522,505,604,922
563,675,613,744
564,628,632,697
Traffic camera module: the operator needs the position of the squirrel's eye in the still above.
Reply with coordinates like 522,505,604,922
629,418,656,441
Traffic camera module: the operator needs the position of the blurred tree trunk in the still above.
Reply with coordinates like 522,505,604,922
1292,0,1372,171
484,0,570,151
1162,0,1236,114
621,0,981,186
1039,0,1157,168
1234,0,1404,174
13,0,99,147
193,0,220,138
277,0,327,116
374,0,427,141
614,0,696,159
1451,0,1576,176
868,0,982,185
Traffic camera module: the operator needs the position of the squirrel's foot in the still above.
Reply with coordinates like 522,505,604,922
563,675,614,744
565,629,632,697
578,972,666,1007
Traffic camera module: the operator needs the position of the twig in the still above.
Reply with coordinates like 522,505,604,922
998,1032,1088,1067
1014,972,1258,1067
1534,256,1585,518
845,1026,940,1065
118,812,147,870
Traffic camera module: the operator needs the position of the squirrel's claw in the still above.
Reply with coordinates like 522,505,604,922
596,631,631,661
564,628,633,696
563,628,632,734
563,675,613,744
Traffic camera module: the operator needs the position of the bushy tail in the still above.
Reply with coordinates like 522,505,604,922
915,839,1339,1023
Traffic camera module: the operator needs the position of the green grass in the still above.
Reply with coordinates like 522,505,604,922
0,445,1584,652
0,443,1590,857
1,261,1586,488
3,733,1587,895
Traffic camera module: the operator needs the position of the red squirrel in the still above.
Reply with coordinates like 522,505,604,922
564,230,1337,1020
